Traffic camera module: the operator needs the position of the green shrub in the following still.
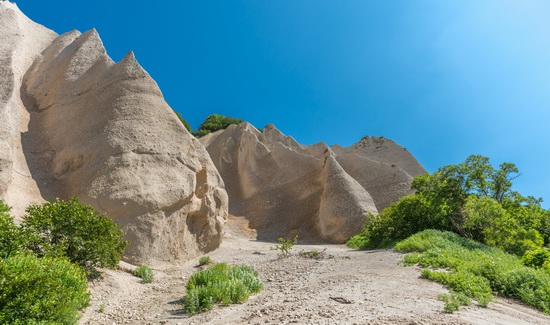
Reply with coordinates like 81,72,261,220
438,291,471,313
199,255,212,266
522,248,550,269
271,236,298,258
184,263,263,314
192,114,243,137
134,265,154,284
0,253,90,324
396,230,550,314
0,201,21,259
422,270,492,307
20,197,128,277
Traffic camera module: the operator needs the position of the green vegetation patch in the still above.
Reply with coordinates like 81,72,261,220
198,255,212,266
396,230,550,314
348,155,550,257
184,263,263,314
20,197,128,278
134,265,154,284
0,254,90,324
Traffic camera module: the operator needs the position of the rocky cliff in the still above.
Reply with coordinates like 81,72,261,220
0,2,228,263
200,123,425,243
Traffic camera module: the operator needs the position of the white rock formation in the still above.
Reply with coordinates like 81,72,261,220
0,2,228,263
201,124,426,242
201,123,376,242
0,1,57,215
332,136,426,210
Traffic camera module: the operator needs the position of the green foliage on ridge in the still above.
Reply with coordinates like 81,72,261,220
192,114,243,137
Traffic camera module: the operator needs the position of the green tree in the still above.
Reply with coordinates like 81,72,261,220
192,114,243,137
349,155,548,256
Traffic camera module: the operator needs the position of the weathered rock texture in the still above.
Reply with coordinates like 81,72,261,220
0,2,228,264
200,123,425,243
332,136,425,211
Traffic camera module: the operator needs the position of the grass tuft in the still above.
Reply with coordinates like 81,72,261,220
183,263,263,314
134,265,154,284
198,255,212,266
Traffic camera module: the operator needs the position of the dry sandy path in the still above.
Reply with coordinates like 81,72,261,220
80,219,550,325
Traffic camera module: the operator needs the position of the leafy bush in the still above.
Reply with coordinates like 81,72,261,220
522,248,550,269
192,114,243,137
0,201,21,259
271,235,298,258
199,255,212,266
396,230,550,313
0,253,90,324
184,263,263,314
20,197,128,277
134,265,154,284
349,155,550,256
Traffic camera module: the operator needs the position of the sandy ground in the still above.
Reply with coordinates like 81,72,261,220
80,217,550,325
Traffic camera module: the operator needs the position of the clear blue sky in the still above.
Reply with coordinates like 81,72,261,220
18,0,550,207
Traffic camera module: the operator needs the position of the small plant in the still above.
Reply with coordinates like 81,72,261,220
299,248,328,259
271,235,298,258
97,303,105,313
199,255,212,266
184,263,263,314
134,265,154,284
438,291,471,313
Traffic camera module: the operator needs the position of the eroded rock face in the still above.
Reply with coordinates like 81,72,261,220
0,2,57,215
0,3,228,264
200,123,378,243
200,124,426,243
332,136,426,211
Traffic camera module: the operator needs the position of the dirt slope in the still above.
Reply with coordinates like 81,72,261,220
80,217,550,325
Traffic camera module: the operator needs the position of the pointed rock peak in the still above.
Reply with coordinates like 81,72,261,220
110,50,148,79
73,28,105,54
122,50,136,62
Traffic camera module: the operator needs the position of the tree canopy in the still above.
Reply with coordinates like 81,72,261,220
193,114,243,137
349,155,550,257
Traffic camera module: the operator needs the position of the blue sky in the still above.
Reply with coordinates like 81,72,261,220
18,0,550,207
